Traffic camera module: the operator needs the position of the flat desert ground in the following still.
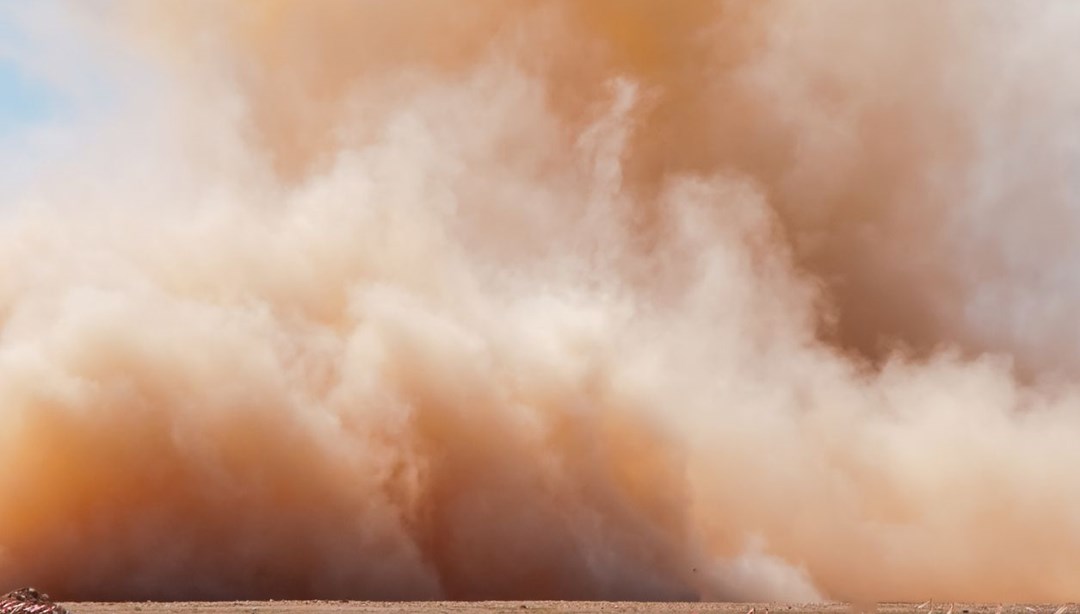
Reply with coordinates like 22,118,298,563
60,603,1066,614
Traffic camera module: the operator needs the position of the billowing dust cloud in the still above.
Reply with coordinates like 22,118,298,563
4,0,1080,604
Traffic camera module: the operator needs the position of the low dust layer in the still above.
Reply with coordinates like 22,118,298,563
10,0,1080,604
59,604,1075,614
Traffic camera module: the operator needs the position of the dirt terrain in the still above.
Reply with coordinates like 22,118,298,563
58,603,1071,614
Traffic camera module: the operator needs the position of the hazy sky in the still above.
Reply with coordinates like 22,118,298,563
0,8,61,136
0,61,54,132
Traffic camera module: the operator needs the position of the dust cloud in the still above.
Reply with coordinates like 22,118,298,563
3,0,1080,604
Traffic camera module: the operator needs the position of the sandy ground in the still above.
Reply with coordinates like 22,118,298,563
58,603,1069,614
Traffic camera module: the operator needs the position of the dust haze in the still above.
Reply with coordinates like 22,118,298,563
3,0,1080,604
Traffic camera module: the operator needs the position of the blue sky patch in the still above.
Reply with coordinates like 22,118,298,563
0,59,59,134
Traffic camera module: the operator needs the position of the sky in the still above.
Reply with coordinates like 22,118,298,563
0,10,61,137
0,61,54,132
